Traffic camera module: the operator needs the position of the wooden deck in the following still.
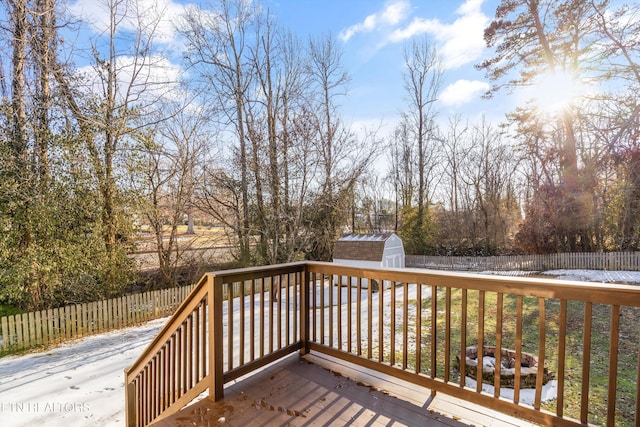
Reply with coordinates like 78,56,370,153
151,352,538,427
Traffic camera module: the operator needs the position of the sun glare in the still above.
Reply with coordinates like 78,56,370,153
532,70,584,116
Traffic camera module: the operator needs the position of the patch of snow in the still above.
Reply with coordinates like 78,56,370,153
0,317,168,427
540,269,640,284
465,377,558,406
478,269,640,285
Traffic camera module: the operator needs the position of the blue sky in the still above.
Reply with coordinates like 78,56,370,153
66,0,511,133
267,0,507,127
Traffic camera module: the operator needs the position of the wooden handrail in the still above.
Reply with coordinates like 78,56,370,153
125,263,307,427
304,262,640,426
125,262,640,427
125,273,212,427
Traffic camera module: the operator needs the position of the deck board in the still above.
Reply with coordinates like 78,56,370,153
151,352,537,426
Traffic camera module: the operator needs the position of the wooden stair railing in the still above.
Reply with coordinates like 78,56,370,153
124,263,309,427
124,274,214,427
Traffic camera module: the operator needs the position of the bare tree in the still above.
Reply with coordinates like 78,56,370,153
138,102,208,287
466,119,520,252
180,0,257,265
305,33,380,260
54,0,178,292
397,38,443,254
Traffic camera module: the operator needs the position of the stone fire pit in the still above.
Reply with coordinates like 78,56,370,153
456,345,554,388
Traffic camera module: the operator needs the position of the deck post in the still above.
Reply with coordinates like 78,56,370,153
300,264,310,355
124,368,136,427
209,274,224,401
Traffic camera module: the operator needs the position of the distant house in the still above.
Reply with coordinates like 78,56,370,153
332,233,405,289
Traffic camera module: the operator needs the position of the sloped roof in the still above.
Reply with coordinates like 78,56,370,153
333,233,394,262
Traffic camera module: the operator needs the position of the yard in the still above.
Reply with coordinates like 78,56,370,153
1,269,639,426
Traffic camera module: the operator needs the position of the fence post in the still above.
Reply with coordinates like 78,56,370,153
1,316,8,351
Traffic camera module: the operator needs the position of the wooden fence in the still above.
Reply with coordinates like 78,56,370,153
0,285,194,354
406,251,640,272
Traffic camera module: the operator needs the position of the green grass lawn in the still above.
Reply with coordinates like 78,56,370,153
407,289,639,426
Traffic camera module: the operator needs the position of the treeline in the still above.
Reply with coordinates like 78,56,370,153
369,0,640,256
0,0,639,311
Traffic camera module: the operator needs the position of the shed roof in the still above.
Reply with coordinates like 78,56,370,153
333,233,395,262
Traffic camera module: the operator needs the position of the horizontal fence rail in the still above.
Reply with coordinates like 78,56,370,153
0,285,194,353
407,251,640,272
126,262,640,427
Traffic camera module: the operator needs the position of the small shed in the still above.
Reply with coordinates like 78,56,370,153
333,233,405,269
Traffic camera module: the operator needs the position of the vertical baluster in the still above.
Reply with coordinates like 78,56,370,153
269,277,274,353
367,276,372,359
176,328,182,398
143,366,149,426
228,282,233,370
347,276,352,352
416,283,422,374
320,273,325,345
312,272,317,343
239,279,245,366
337,275,342,351
260,277,265,357
431,285,440,378
477,291,485,393
162,345,168,412
293,272,298,343
580,302,592,423
202,299,207,377
137,375,143,427
452,287,460,385
557,299,567,417
277,275,282,350
250,280,255,361
194,309,200,383
168,336,174,405
357,276,362,356
153,357,158,420
607,305,620,426
514,295,523,403
378,276,384,362
403,281,409,370
534,297,546,409
390,280,396,366
187,316,193,390
494,293,503,398
328,274,334,348
286,274,291,346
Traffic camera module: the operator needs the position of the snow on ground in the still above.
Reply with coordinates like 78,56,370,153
540,269,640,284
480,269,640,285
0,269,638,426
465,377,558,406
0,317,168,427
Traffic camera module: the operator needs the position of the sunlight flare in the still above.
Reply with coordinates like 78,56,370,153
532,70,585,116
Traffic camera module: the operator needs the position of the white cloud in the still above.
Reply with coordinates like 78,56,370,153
75,54,185,106
440,79,490,106
388,0,489,69
68,0,186,45
339,0,410,42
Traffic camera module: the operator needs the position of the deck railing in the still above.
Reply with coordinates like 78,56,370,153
125,262,640,427
124,263,306,427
